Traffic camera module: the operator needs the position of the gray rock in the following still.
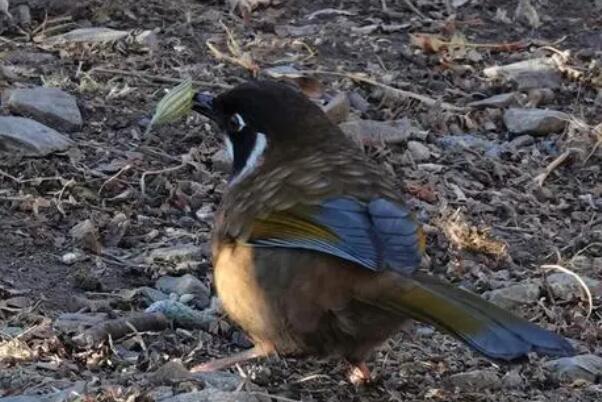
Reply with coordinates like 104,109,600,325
546,273,601,301
448,369,501,390
147,387,174,401
138,286,169,304
322,92,350,125
15,5,31,26
502,370,525,389
348,91,370,113
9,0,74,12
0,326,25,337
156,273,209,307
483,281,541,309
4,51,56,65
503,108,568,136
146,385,174,401
158,390,263,402
483,58,562,90
406,140,431,161
147,244,201,264
43,381,87,402
418,163,444,173
146,299,214,328
211,149,231,173
468,92,518,108
6,87,82,132
437,134,502,157
150,360,192,385
544,354,602,382
0,116,72,156
70,219,102,254
194,371,245,391
103,213,130,248
508,134,535,148
339,118,413,146
0,397,43,402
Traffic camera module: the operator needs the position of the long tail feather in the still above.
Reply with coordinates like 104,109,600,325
357,273,575,361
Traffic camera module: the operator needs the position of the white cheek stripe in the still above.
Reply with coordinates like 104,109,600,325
234,113,246,131
224,136,234,161
229,132,267,186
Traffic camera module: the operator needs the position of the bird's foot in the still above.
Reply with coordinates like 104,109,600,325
190,345,269,373
347,362,372,386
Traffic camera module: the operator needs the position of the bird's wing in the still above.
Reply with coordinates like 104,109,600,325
247,197,425,274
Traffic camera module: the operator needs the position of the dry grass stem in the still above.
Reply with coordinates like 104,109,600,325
533,149,575,187
439,210,508,258
541,264,594,319
90,67,231,89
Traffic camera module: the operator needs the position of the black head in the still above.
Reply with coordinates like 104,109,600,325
192,80,341,183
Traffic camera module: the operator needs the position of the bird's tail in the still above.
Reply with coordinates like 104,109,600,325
356,272,574,361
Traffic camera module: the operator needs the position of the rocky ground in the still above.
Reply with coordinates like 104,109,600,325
1,0,601,401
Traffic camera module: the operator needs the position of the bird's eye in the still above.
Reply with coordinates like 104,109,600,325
227,113,246,133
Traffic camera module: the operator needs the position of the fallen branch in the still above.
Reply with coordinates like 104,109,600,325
301,70,467,112
73,312,170,347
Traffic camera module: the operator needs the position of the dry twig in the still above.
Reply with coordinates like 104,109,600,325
90,67,231,89
533,149,576,187
300,70,467,112
541,264,594,319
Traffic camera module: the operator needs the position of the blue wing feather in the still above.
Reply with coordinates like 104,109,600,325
250,197,423,274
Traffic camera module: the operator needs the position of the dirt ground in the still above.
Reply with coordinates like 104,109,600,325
1,0,601,401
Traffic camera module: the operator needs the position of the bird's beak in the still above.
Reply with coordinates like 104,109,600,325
192,92,216,120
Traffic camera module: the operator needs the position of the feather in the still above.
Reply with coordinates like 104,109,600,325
247,197,423,274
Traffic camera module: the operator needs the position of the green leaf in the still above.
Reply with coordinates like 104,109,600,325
145,78,195,135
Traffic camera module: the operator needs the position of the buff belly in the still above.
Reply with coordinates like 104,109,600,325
213,243,405,362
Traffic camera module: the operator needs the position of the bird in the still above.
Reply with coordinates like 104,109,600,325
188,80,574,384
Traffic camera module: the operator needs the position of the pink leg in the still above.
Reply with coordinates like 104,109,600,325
347,362,372,385
190,345,270,373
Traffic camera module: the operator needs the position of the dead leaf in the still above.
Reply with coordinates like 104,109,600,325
294,76,323,99
439,211,508,258
70,219,103,254
410,33,446,53
18,196,51,217
448,32,468,59
406,182,438,203
410,33,525,56
0,339,33,362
